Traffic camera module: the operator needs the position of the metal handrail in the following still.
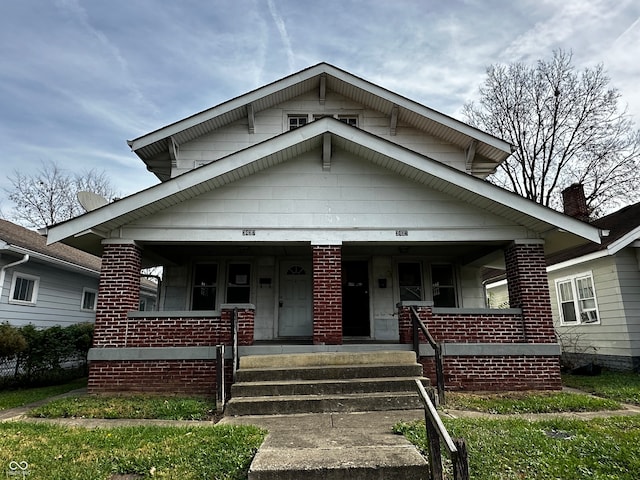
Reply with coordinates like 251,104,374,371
410,307,446,404
415,379,469,480
232,307,239,382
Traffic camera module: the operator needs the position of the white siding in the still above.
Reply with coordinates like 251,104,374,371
126,150,527,242
172,90,467,177
0,259,98,328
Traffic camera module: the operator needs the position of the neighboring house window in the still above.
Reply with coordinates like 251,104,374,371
556,272,599,325
227,263,251,303
139,298,147,311
192,263,218,310
398,262,423,301
288,115,308,130
431,264,457,307
81,288,97,311
9,272,39,305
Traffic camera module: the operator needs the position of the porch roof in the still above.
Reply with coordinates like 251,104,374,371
46,117,600,256
126,63,512,180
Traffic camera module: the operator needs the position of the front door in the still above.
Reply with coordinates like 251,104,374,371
278,261,312,337
342,260,370,337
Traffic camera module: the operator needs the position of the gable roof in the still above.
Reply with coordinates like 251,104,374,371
47,117,600,256
0,219,101,274
547,202,640,266
127,63,513,181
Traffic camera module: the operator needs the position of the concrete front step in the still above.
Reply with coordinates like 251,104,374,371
227,350,428,416
231,377,428,397
225,391,423,416
236,363,423,383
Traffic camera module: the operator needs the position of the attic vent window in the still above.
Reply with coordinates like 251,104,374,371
338,116,358,127
288,115,308,130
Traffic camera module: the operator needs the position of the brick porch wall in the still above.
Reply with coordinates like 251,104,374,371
89,242,254,396
398,240,561,391
312,245,342,344
420,356,562,391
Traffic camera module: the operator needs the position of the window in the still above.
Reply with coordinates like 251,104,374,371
556,272,599,325
338,115,358,127
431,264,457,307
192,263,218,310
398,262,423,301
227,263,251,303
9,273,39,305
81,288,97,311
288,115,308,130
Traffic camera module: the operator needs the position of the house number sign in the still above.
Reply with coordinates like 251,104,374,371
395,229,408,237
242,229,256,236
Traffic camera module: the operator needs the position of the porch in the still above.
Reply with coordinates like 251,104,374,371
86,238,562,395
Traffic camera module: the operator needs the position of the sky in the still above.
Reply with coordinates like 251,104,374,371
1,0,639,219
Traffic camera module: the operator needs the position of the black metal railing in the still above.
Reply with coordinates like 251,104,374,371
415,379,469,480
410,306,446,405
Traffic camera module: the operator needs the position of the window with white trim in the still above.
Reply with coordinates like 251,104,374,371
192,263,218,310
555,272,599,325
226,263,251,303
9,272,39,305
431,264,457,307
288,115,308,130
81,288,97,311
398,262,423,301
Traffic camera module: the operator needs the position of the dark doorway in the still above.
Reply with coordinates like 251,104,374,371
342,261,370,336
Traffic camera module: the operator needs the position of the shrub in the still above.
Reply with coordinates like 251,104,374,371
5,323,94,387
0,323,27,375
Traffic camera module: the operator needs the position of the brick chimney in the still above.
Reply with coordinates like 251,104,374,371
562,184,590,222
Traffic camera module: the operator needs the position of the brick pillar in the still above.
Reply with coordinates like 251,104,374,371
312,244,342,345
504,241,555,343
94,242,142,347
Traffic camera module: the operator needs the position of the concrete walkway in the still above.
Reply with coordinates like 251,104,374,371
219,410,428,479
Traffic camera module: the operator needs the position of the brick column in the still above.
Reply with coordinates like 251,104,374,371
312,244,342,345
504,240,555,343
94,242,142,347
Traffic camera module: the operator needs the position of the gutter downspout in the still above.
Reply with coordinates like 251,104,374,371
0,253,30,300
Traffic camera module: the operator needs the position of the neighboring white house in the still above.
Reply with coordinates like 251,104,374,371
487,185,640,371
1,219,157,328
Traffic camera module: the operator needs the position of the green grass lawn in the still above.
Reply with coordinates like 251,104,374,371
395,416,640,480
30,395,217,420
0,421,266,480
0,377,87,411
444,391,621,414
563,371,640,405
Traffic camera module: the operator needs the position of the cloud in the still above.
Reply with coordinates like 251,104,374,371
267,0,295,73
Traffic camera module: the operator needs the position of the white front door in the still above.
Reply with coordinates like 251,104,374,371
278,261,312,337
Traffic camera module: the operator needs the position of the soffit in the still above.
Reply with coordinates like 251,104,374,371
131,63,510,180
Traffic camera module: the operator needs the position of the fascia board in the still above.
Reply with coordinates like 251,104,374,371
0,243,100,276
325,66,512,154
47,119,331,245
606,225,640,255
128,64,329,151
49,117,599,246
331,122,600,244
546,250,610,273
128,63,511,156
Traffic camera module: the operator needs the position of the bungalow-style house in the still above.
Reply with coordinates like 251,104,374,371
0,218,157,328
489,184,640,371
45,63,600,396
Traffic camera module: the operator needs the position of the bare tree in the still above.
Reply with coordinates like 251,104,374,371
6,160,118,228
464,50,640,216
